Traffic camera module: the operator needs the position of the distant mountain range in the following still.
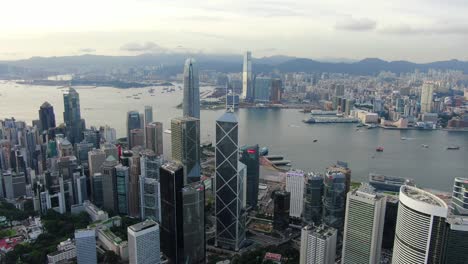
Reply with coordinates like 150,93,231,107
1,54,468,76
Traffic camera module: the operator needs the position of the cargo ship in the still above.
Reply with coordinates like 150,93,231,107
303,116,359,124
369,173,415,192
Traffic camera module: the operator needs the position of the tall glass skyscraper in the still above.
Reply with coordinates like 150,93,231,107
171,117,200,184
183,58,200,119
303,173,324,226
322,171,346,235
127,111,141,149
115,164,129,215
239,145,260,209
215,112,246,251
145,122,163,157
160,162,205,264
144,105,153,125
63,88,84,144
242,51,252,100
38,101,56,135
254,77,272,103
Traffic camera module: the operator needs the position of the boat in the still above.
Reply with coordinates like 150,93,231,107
367,124,377,129
164,129,172,134
447,145,460,150
303,116,359,124
421,144,429,148
313,139,318,142
259,147,269,156
376,146,384,152
356,123,365,127
401,137,407,140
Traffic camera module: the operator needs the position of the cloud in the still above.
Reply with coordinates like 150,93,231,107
78,48,96,53
335,17,377,31
380,24,468,35
120,42,167,52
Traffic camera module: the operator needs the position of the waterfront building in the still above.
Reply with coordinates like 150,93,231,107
382,195,399,250
270,78,282,103
303,173,324,225
239,145,260,209
183,58,200,119
286,169,305,218
392,186,448,264
272,190,290,231
444,216,468,264
242,51,253,100
160,163,205,263
75,229,97,264
420,82,434,113
127,111,141,149
342,185,386,264
300,224,337,264
254,77,272,103
171,117,200,184
215,112,246,251
327,162,351,194
128,220,160,264
451,177,468,215
38,101,56,136
145,122,163,157
63,88,84,144
322,171,346,234
144,106,153,125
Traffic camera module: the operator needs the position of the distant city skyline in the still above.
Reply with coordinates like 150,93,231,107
1,0,468,62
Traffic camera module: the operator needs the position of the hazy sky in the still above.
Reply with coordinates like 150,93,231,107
1,0,468,62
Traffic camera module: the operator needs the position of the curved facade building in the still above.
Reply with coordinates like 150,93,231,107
392,186,448,264
183,58,200,119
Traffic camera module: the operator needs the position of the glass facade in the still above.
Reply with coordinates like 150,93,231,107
303,174,324,226
322,172,346,234
183,58,200,119
115,165,129,215
182,183,206,263
171,117,201,184
126,111,141,149
63,88,83,144
254,77,272,103
273,190,290,231
239,145,260,209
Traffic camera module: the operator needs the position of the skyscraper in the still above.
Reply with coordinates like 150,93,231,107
88,149,106,181
145,122,163,157
286,169,305,218
342,185,386,264
63,88,84,144
242,51,252,100
38,101,56,135
140,151,162,222
300,225,337,264
392,185,448,264
75,229,97,264
160,162,205,263
420,82,434,113
303,173,324,226
183,58,200,119
272,190,290,231
254,77,272,103
144,106,153,125
130,129,144,148
127,111,142,149
322,171,346,234
215,112,245,251
270,78,282,103
115,164,129,215
101,155,119,212
239,145,260,209
451,177,468,215
171,117,200,184
128,220,161,264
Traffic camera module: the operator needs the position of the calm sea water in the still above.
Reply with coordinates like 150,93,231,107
0,81,466,191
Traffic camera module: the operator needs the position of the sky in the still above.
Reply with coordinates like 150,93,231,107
1,0,468,62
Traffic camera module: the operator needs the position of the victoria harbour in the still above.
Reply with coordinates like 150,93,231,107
1,81,465,192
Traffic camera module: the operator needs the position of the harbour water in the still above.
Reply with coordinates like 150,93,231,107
0,81,466,192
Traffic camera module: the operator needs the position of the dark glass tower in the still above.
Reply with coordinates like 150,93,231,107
303,173,324,226
273,190,290,231
240,145,260,209
171,117,200,184
38,101,56,136
215,112,245,251
63,88,84,144
183,58,200,119
322,171,346,235
160,162,205,264
126,111,141,149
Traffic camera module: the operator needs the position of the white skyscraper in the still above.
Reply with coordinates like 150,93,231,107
128,220,161,264
286,170,305,218
300,225,337,264
420,82,434,113
342,185,386,264
392,186,448,264
75,229,97,264
242,51,252,100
